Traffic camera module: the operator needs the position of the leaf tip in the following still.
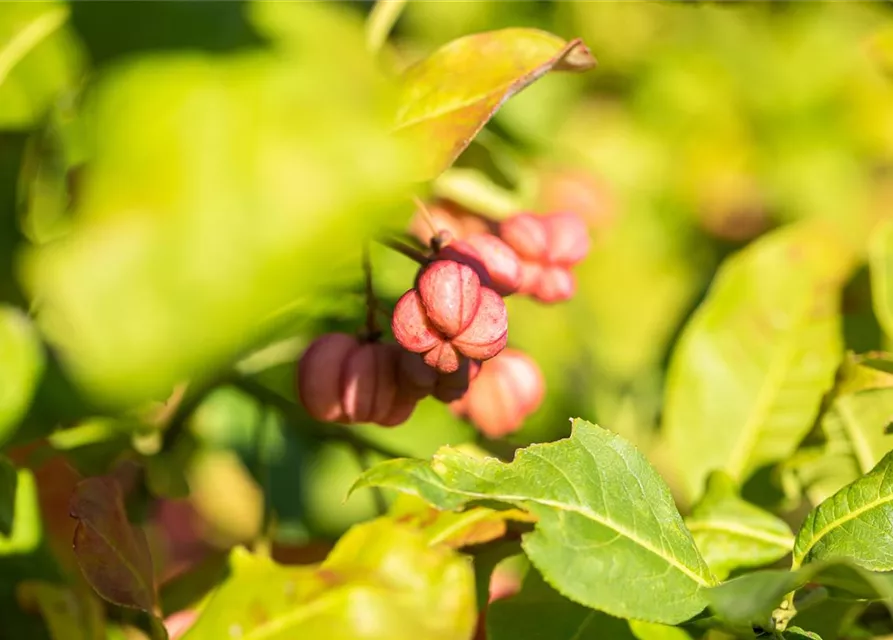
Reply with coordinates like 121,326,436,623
553,38,597,72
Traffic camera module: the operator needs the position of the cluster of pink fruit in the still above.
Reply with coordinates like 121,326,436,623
294,201,590,438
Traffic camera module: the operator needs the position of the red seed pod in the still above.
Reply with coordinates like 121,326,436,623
450,348,544,439
296,335,418,427
408,201,494,247
499,214,549,262
296,333,359,422
439,234,522,297
532,266,576,304
392,260,508,374
397,351,481,403
543,212,590,266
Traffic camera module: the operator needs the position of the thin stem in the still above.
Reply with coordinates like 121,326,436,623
362,242,380,340
365,0,408,53
376,236,431,265
254,404,275,558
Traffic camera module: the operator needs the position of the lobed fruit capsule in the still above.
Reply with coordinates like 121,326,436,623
295,334,418,427
392,260,508,374
437,233,522,296
408,200,493,248
498,211,590,303
450,348,544,438
397,351,481,403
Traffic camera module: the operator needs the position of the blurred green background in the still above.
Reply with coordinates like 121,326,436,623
3,2,893,625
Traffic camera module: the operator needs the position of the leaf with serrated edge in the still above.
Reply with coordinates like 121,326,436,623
794,447,893,570
685,472,793,580
395,28,595,180
353,420,715,624
664,224,851,501
181,518,474,640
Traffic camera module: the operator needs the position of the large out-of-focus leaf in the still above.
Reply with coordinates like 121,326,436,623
870,219,893,339
395,28,595,180
800,352,893,504
793,447,893,570
353,420,714,624
664,224,851,500
707,560,893,629
182,518,475,640
0,2,83,129
69,475,156,612
16,581,105,640
22,4,418,406
685,472,793,580
0,455,41,555
0,306,44,447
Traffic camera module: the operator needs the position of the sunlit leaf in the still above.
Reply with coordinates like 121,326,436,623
0,455,41,555
389,493,534,548
793,447,893,570
182,518,475,640
664,224,851,500
0,306,44,447
353,420,714,624
69,475,157,612
784,628,822,640
16,581,105,640
395,28,595,180
0,1,83,128
870,219,893,340
23,4,418,406
685,472,793,580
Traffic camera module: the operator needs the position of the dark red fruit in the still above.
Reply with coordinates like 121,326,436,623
397,351,481,403
437,233,522,296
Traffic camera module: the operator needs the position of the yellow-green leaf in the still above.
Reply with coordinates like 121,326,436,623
395,28,595,181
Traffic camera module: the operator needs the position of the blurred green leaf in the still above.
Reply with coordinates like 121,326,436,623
16,581,105,640
707,560,893,630
793,447,893,570
870,219,893,341
0,306,44,447
23,4,418,406
664,224,851,501
69,475,157,612
182,518,475,640
395,28,595,180
487,567,636,640
784,629,822,640
0,1,83,129
0,455,41,555
353,420,714,624
685,472,793,581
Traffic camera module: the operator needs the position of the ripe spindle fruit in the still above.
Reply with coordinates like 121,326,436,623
295,333,417,427
392,260,508,374
436,232,522,296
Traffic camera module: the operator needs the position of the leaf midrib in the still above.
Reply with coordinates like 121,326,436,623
685,518,794,549
793,490,893,568
0,8,67,89
400,482,712,588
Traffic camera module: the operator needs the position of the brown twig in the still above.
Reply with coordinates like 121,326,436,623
376,236,431,265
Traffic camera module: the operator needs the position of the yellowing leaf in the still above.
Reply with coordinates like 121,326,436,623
181,518,475,640
395,28,595,180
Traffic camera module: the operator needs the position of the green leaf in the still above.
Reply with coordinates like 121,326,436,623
69,475,157,613
707,560,893,630
0,306,45,447
353,420,715,624
0,456,41,555
799,352,893,504
16,581,105,640
685,472,793,580
22,4,418,406
664,224,850,500
0,1,83,129
793,447,893,570
487,568,637,640
784,628,822,640
628,620,693,640
395,28,595,180
182,518,475,640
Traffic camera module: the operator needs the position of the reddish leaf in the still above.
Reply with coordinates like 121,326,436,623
69,475,157,613
395,28,596,180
